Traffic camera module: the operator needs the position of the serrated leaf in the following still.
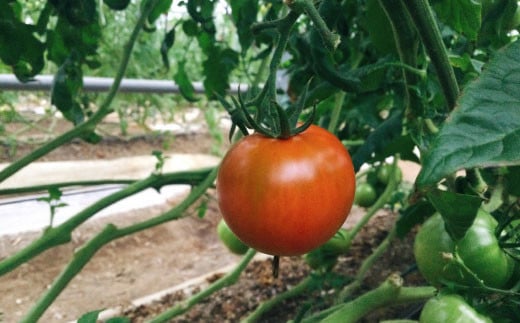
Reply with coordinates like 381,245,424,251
427,189,482,241
417,40,520,187
433,0,481,41
174,61,199,102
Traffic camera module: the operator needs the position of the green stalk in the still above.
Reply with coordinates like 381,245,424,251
293,0,340,51
378,0,422,120
20,167,218,322
327,92,346,133
0,0,161,184
243,275,316,323
0,168,214,276
402,0,460,109
0,179,136,195
149,248,257,323
320,274,435,323
346,156,401,242
338,225,398,300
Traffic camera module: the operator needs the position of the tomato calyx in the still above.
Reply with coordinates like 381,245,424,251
216,83,315,140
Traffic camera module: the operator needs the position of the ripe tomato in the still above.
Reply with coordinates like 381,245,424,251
216,124,356,256
419,294,492,323
414,209,515,289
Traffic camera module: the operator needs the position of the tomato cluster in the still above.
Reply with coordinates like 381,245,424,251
354,163,402,208
216,125,356,256
414,209,515,289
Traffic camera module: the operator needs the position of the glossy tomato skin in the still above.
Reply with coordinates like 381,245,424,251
217,125,356,256
414,209,515,289
419,294,492,323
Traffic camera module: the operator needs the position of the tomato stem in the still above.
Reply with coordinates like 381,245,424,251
402,0,460,110
272,255,280,278
150,248,257,322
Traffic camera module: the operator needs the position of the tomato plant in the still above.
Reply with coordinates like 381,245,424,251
216,124,356,256
414,209,515,289
1,0,520,321
419,294,492,323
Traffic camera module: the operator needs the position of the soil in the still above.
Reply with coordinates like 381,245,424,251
0,112,424,323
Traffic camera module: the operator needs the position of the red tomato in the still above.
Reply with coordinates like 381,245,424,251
216,124,356,256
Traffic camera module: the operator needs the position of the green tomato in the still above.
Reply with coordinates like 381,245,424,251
377,163,402,185
419,294,492,323
217,219,249,255
354,182,377,207
304,228,351,270
414,209,515,289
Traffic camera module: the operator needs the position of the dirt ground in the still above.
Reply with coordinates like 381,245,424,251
0,112,423,322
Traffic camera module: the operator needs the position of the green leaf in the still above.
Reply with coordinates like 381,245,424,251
427,189,482,241
417,40,520,187
505,166,520,196
0,3,45,81
202,46,239,98
182,19,200,36
160,27,176,69
49,0,97,27
78,309,103,323
174,61,199,102
433,0,481,41
103,0,131,11
147,0,173,24
229,0,259,52
363,0,397,54
51,56,85,125
351,110,403,171
396,200,436,238
106,317,130,323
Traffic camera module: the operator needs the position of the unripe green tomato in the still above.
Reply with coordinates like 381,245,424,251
354,182,377,207
414,209,515,289
304,228,350,270
419,294,492,323
377,163,402,185
217,219,249,255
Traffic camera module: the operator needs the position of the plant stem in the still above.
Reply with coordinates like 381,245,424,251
19,167,218,322
402,0,460,110
319,274,435,323
378,0,422,121
338,225,398,300
149,248,257,323
243,275,316,323
0,0,160,184
347,156,401,242
0,167,214,276
293,0,340,51
328,92,346,133
0,179,136,195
